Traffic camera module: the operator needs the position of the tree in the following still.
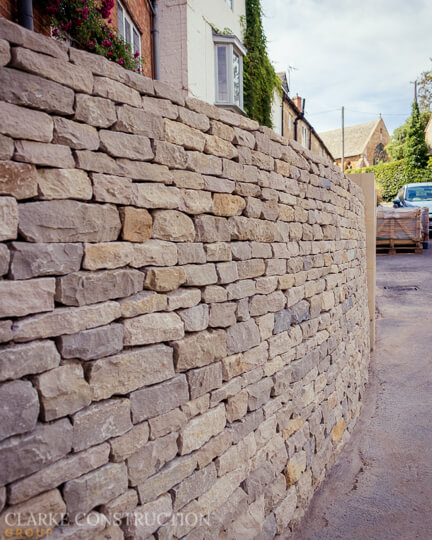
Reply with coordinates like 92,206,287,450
418,60,432,112
243,0,281,127
386,108,431,161
404,100,429,169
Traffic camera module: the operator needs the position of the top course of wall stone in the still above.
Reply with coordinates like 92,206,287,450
0,16,370,540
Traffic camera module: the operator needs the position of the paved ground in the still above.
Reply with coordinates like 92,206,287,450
291,248,432,540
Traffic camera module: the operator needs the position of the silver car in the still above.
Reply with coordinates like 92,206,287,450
394,182,432,235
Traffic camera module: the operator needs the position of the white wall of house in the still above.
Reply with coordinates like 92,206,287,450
271,89,283,135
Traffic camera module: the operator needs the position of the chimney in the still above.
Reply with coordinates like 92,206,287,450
293,94,303,113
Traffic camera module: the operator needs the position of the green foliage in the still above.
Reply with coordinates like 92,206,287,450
44,0,141,71
404,101,429,169
243,0,281,127
386,109,431,161
347,159,432,201
418,60,432,112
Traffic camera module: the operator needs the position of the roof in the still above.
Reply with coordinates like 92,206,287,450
319,119,381,159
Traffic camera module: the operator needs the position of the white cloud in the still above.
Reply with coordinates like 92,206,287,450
261,0,432,134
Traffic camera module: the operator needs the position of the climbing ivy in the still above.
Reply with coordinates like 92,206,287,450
243,0,281,127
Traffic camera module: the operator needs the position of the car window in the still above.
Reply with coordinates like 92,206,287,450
405,187,432,201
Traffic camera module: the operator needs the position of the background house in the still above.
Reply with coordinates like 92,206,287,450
426,115,432,154
157,0,246,112
320,117,390,170
271,73,333,161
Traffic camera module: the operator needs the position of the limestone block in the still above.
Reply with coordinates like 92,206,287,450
209,302,237,328
75,94,117,128
187,363,222,399
120,206,152,242
123,312,184,346
118,160,173,184
154,140,187,168
332,418,345,443
229,216,275,242
86,346,170,400
210,378,243,407
205,134,238,159
0,67,74,115
286,285,305,308
181,394,210,420
0,380,39,441
0,321,12,345
63,462,128,518
8,443,110,505
149,407,188,439
226,389,249,423
131,374,189,423
35,363,92,421
10,242,83,279
109,423,149,462
249,291,286,317
36,168,92,200
0,197,17,241
99,130,153,161
0,245,8,277
0,134,13,160
94,75,141,107
178,106,210,131
203,174,235,193
14,140,74,168
164,119,206,151
196,430,233,470
167,288,202,311
187,151,222,175
322,290,336,311
57,323,123,361
206,242,231,262
53,116,99,150
0,340,59,382
0,277,55,318
194,215,231,242
72,398,132,452
55,268,144,306
179,188,213,214
115,104,163,138
179,404,226,455
177,243,206,265
18,201,121,243
92,173,133,205
127,433,178,485
119,291,167,318
179,304,209,332
290,299,311,324
237,259,266,279
174,330,227,371
226,319,260,354
100,489,138,519
74,150,121,175
172,462,217,511
247,378,273,411
226,279,256,300
273,309,291,334
123,495,172,538
132,239,178,267
0,419,72,485
213,193,246,217
144,266,186,292
217,261,239,284
183,263,218,286
133,183,182,209
202,285,228,303
0,38,10,66
142,95,178,119
151,210,196,243
0,101,52,143
172,169,204,189
12,300,120,343
137,454,197,504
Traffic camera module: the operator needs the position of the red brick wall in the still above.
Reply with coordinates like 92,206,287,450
0,0,153,77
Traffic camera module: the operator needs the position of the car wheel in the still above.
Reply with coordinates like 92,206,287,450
423,242,429,250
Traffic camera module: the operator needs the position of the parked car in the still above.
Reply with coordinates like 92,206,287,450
393,182,432,248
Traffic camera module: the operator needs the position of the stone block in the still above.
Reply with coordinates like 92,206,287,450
149,407,188,439
179,404,226,455
247,378,273,411
249,291,286,317
72,398,132,452
144,266,186,292
109,422,149,463
204,174,235,193
0,67,74,115
34,363,91,421
0,38,10,66
100,489,138,519
0,321,12,344
202,285,228,303
237,259,266,279
36,168,92,200
123,312,184,346
75,94,117,128
55,268,143,306
174,330,227,371
179,188,213,214
187,363,222,399
205,134,238,159
87,344,174,401
177,243,206,265
94,75,141,107
63,462,128,518
213,193,246,216
115,104,163,138
209,302,237,328
119,291,167,318
53,116,99,150
12,301,121,343
154,140,187,168
14,140,74,168
131,374,189,423
56,323,123,361
216,261,239,284
172,462,217,511
164,119,207,151
119,206,152,242
0,380,39,442
181,394,210,420
226,389,249,423
18,201,121,243
290,299,311,324
0,196,17,240
172,169,204,189
206,242,231,262
154,79,185,104
138,454,197,504
0,341,59,383
0,134,13,160
226,279,256,300
167,288,202,311
8,443,110,505
10,242,83,279
0,418,72,485
133,183,182,209
273,309,291,334
99,129,153,161
194,215,231,242
127,433,178,485
179,106,210,131
179,304,209,332
0,277,55,318
226,319,260,354
183,263,218,286
92,173,133,205
0,101,52,142
119,160,173,183
196,430,233,470
0,244,8,276
142,95,178,119
123,495,172,538
187,151,222,175
132,239,178,267
152,209,195,241
74,149,121,175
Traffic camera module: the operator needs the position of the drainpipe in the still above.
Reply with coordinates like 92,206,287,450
147,0,159,80
293,98,305,142
18,0,34,31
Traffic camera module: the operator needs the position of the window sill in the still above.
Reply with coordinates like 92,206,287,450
215,102,245,115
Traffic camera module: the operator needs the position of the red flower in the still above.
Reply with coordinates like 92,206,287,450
134,50,140,58
118,58,124,65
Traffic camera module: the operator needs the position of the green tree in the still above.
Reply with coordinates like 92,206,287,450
404,100,429,169
418,61,432,112
386,109,431,160
243,0,280,127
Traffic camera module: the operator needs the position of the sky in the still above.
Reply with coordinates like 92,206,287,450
261,0,432,135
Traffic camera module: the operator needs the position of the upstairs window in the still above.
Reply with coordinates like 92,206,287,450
225,0,233,9
301,125,308,148
213,34,246,112
117,0,141,57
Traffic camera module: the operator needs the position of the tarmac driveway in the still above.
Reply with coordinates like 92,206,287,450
290,248,432,540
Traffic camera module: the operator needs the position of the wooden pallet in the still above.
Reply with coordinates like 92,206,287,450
376,239,423,255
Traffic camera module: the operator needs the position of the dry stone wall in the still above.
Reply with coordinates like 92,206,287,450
0,17,370,540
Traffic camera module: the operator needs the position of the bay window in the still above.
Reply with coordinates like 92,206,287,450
213,33,246,112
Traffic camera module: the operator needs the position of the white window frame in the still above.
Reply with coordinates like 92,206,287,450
225,0,233,9
301,125,308,148
213,33,247,113
117,0,141,58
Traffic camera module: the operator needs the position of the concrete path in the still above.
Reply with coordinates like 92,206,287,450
291,248,432,540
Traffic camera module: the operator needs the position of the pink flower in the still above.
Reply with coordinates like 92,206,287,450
118,58,124,65
134,50,140,58
107,51,113,56
52,27,59,37
87,40,95,48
